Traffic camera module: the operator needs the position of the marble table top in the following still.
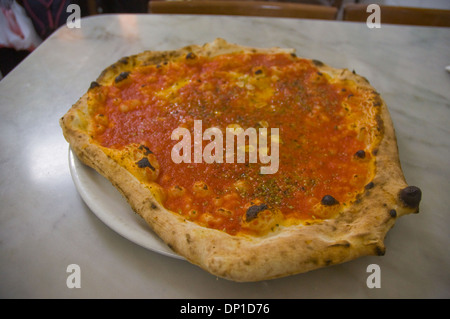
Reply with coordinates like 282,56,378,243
0,14,449,299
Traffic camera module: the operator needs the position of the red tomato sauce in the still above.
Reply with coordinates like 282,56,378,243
91,53,377,235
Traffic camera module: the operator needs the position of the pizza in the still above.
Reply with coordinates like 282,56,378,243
60,38,421,282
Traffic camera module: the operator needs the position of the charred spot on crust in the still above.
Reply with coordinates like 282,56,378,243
355,150,366,159
89,81,100,90
246,204,268,222
399,186,422,208
330,241,351,248
138,144,153,155
365,182,375,189
186,52,196,59
136,157,155,170
115,71,130,83
321,195,339,206
376,114,384,133
389,209,397,218
373,99,382,107
312,59,324,67
150,202,157,209
119,57,129,64
375,245,385,256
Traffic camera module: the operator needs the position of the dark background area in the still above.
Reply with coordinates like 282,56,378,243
0,0,149,78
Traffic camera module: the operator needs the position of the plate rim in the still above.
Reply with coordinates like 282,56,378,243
68,147,184,260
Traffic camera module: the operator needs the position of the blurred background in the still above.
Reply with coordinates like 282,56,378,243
1,0,449,79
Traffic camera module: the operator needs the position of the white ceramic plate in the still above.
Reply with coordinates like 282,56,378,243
68,148,183,260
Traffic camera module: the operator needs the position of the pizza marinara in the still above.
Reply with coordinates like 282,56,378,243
60,38,422,282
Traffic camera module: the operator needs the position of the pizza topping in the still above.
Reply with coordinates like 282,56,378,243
399,186,422,208
321,195,339,206
89,51,381,236
192,181,212,198
94,113,108,126
246,203,269,222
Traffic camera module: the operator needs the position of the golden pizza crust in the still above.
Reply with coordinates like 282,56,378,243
60,38,421,282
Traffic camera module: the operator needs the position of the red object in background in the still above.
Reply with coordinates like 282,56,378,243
20,0,71,39
2,5,25,38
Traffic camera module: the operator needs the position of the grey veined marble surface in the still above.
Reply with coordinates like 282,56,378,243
0,14,449,298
